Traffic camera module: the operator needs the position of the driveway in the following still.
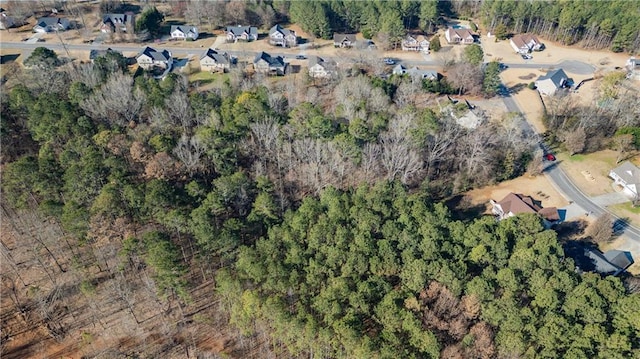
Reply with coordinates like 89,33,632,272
591,192,630,207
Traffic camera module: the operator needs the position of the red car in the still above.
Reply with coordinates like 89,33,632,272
545,153,556,161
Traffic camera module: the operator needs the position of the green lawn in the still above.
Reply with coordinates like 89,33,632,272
610,202,640,215
188,71,228,87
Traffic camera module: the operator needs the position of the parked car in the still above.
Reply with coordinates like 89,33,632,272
383,58,395,65
521,53,532,60
544,153,556,161
295,55,306,60
499,63,508,70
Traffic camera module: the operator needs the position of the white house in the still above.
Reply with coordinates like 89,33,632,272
308,56,337,78
226,25,258,42
444,27,474,44
200,48,231,72
269,24,297,47
33,17,70,33
509,33,543,54
170,25,199,40
609,161,640,199
136,46,172,70
490,192,560,228
535,68,569,96
401,35,429,52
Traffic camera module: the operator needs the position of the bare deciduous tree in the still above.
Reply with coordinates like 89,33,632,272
173,135,204,175
613,134,634,164
447,62,482,95
588,213,613,243
81,72,144,127
560,127,586,155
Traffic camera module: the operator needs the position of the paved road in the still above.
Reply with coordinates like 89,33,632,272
0,40,595,72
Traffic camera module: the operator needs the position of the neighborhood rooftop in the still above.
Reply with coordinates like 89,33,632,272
496,192,560,222
137,46,171,62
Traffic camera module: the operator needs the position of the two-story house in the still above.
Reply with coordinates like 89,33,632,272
136,46,172,70
253,51,287,75
101,13,134,33
308,56,337,78
269,24,297,47
200,48,232,72
401,35,429,52
226,25,258,42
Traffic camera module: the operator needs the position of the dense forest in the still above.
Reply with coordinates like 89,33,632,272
2,0,640,358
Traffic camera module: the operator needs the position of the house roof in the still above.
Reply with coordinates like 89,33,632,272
269,24,295,37
103,13,133,24
171,25,197,34
497,192,560,222
564,242,633,276
309,56,336,69
227,25,258,37
536,68,568,88
611,161,640,187
201,48,229,64
36,17,67,27
446,27,474,40
137,46,171,62
604,250,634,270
253,51,285,67
510,33,540,48
392,64,437,79
333,33,357,43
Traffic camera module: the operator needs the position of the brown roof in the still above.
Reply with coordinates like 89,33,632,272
511,33,540,48
497,193,559,222
447,27,474,40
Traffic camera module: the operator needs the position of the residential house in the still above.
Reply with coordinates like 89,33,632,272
200,48,231,72
269,24,297,47
509,33,544,54
0,12,15,30
626,57,640,80
253,51,287,75
392,64,439,81
535,68,569,96
170,25,199,40
136,46,172,70
564,241,634,277
609,161,640,199
444,27,474,44
333,33,357,48
401,35,429,52
226,25,258,42
308,56,337,78
33,17,70,33
490,192,560,228
101,13,134,33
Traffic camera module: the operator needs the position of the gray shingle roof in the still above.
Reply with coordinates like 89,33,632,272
537,68,568,88
254,51,285,67
171,25,197,35
333,33,357,43
269,24,294,37
201,48,229,65
610,161,640,187
36,17,65,27
137,46,171,62
227,25,258,37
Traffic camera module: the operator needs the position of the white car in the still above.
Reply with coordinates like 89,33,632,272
383,58,395,65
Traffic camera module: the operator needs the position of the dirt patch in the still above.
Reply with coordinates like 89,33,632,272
518,73,537,80
463,174,569,214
